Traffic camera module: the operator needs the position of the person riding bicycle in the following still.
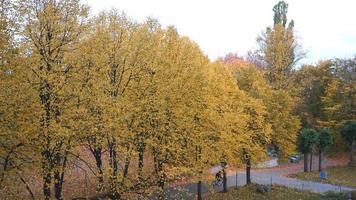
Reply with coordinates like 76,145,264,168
215,170,222,181
213,170,223,186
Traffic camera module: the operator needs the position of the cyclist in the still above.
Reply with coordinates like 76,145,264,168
213,170,223,187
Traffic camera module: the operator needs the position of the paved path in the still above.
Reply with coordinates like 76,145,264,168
161,157,356,199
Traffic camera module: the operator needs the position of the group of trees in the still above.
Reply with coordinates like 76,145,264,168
247,0,356,172
225,0,356,179
294,57,356,168
0,0,354,200
294,58,355,138
297,121,356,173
222,0,302,189
297,128,332,172
0,0,297,199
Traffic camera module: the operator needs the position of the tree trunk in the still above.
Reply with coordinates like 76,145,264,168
153,149,165,200
93,148,104,192
157,172,165,200
18,173,35,200
109,139,118,177
196,146,203,200
54,168,66,199
309,153,313,172
223,167,227,192
137,144,144,181
246,158,251,184
122,146,132,180
304,153,308,172
108,138,120,200
318,148,322,172
350,141,355,167
54,171,63,200
54,149,68,200
197,180,202,200
350,147,353,166
43,172,51,200
108,189,120,200
88,137,104,192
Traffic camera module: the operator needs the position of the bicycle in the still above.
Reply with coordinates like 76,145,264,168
212,171,223,187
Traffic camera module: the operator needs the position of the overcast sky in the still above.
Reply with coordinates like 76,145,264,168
84,0,356,65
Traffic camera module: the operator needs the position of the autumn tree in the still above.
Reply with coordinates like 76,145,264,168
187,62,228,199
210,62,268,191
225,59,275,184
294,59,355,149
3,0,346,199
249,1,303,159
232,63,299,158
257,0,304,90
293,61,333,128
73,11,151,197
333,58,356,119
0,57,37,199
0,1,38,198
321,58,356,128
13,0,89,199
130,26,216,199
242,96,271,185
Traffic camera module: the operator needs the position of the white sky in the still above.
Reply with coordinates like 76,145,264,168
84,0,356,65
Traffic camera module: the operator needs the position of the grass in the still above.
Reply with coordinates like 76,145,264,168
289,166,356,188
206,184,320,200
205,184,356,200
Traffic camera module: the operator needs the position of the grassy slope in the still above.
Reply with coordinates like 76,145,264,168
206,184,320,200
289,166,356,188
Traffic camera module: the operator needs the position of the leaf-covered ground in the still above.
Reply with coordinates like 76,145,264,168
289,166,356,188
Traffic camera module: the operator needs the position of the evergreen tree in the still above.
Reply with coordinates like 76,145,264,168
297,128,318,172
317,128,333,171
341,121,356,166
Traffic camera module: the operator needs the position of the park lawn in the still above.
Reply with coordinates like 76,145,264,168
206,184,321,200
289,166,356,188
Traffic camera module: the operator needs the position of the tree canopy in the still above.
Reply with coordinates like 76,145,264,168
0,0,355,199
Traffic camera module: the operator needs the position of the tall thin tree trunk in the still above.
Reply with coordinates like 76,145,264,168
110,139,118,177
196,146,203,200
123,146,132,181
108,137,120,200
42,147,52,200
318,148,322,172
92,148,104,192
43,172,51,200
54,171,63,200
54,148,68,200
18,173,35,200
88,139,105,192
304,153,308,172
309,153,313,172
157,170,165,200
350,141,355,166
158,179,165,200
137,144,144,181
54,154,62,200
197,180,202,200
246,158,251,184
153,149,165,200
223,166,227,192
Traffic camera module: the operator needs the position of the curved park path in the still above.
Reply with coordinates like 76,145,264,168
163,156,356,199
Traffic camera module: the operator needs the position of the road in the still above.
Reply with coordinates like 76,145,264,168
161,156,356,199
